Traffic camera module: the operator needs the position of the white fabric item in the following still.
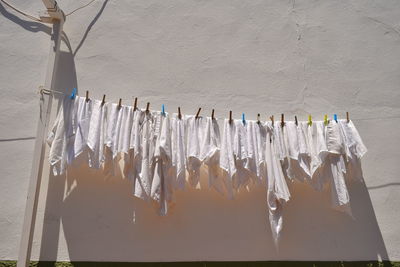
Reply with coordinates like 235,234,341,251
171,113,186,190
151,113,173,215
133,111,158,200
264,122,291,245
220,119,236,198
87,99,107,169
305,121,329,190
186,115,207,187
202,117,224,193
73,96,92,162
246,120,266,183
47,95,79,175
339,120,368,183
232,120,253,189
325,121,351,215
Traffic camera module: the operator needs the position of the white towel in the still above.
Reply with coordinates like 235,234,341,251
264,122,290,245
171,113,186,190
151,112,173,215
47,95,79,175
87,99,107,169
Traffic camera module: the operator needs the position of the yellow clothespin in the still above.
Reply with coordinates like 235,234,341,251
308,115,312,126
324,114,328,125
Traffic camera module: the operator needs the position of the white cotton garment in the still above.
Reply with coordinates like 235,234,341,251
339,120,368,182
233,120,254,189
220,119,237,198
264,122,291,245
125,109,144,182
151,113,173,215
103,104,134,176
305,121,329,189
325,121,351,216
73,96,93,164
297,121,311,178
87,99,107,169
170,113,186,190
245,120,266,183
47,95,79,176
134,111,158,200
115,105,134,178
186,115,207,188
202,117,224,193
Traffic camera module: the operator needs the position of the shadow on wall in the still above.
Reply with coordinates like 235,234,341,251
37,161,390,262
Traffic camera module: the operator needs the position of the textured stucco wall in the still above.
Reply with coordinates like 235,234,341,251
1,0,400,262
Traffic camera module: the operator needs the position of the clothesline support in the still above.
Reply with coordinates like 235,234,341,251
17,1,65,267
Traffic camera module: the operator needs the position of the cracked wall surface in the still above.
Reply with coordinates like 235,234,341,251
0,0,400,262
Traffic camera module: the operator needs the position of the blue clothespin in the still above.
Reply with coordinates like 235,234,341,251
69,88,77,99
161,104,165,116
334,114,338,123
242,113,246,124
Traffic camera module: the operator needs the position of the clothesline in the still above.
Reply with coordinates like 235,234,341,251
47,92,368,245
38,86,365,123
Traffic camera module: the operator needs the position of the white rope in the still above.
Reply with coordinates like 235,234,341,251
65,0,96,16
0,0,43,22
38,86,400,122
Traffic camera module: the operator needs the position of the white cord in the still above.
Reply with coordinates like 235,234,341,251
0,0,43,22
38,86,400,122
65,0,96,16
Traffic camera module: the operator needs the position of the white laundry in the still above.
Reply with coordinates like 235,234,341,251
325,121,352,215
305,121,329,190
170,113,186,190
233,120,254,189
47,94,370,242
133,111,158,200
220,119,237,198
246,120,266,183
202,117,224,194
264,121,291,245
73,96,92,164
186,115,207,188
47,95,79,175
87,99,107,169
339,120,368,183
151,112,173,215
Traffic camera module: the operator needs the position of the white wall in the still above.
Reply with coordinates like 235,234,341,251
1,0,400,262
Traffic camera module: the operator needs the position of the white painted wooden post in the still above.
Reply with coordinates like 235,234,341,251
17,1,64,266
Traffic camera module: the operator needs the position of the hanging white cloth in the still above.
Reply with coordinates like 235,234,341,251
264,121,291,245
47,95,79,175
170,113,186,190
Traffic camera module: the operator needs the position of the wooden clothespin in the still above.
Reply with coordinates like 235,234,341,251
270,115,274,126
324,114,328,125
118,98,122,109
133,97,138,110
85,90,89,102
101,94,106,106
211,109,215,120
195,108,202,119
281,113,285,128
346,111,350,123
295,115,298,126
178,107,182,119
257,113,261,124
229,111,232,124
308,115,312,126
146,102,150,113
